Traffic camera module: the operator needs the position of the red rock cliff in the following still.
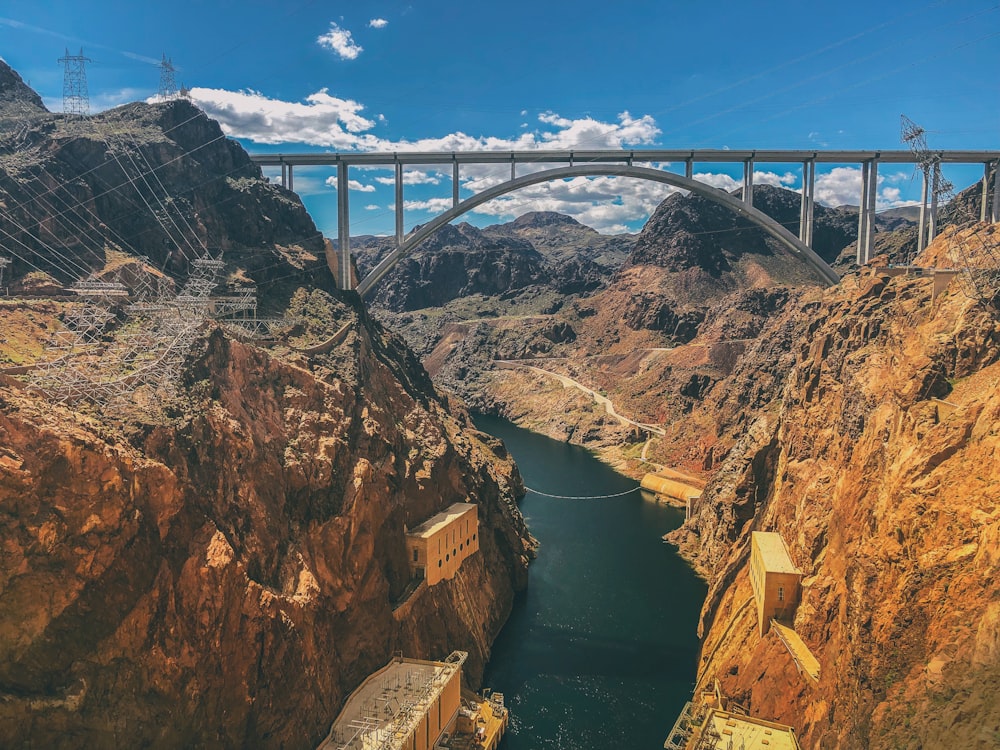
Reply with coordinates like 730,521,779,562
685,227,1000,749
0,294,533,748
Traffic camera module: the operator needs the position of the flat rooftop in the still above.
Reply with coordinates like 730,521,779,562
705,709,801,750
319,653,465,750
752,532,801,575
408,502,476,539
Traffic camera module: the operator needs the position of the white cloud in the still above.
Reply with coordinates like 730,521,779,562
195,82,911,231
317,23,363,60
753,170,797,187
325,176,376,192
693,172,740,191
814,166,920,210
368,18,388,28
403,197,455,212
374,170,443,186
188,87,376,147
814,166,863,207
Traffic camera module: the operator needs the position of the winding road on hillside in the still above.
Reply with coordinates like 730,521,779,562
494,360,666,436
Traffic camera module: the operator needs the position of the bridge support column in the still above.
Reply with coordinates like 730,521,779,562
287,164,294,192
917,168,929,255
856,161,877,265
993,160,1000,223
743,159,754,206
982,163,991,223
452,160,460,208
857,162,870,265
395,162,404,246
799,160,815,246
337,165,352,290
929,167,940,242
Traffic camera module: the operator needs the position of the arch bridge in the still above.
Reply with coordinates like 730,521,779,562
248,149,1000,295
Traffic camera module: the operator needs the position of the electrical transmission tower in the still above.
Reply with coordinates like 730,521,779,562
901,115,954,257
902,114,1000,307
58,48,92,116
158,54,177,100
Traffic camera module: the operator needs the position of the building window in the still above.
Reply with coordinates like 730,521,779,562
778,586,784,602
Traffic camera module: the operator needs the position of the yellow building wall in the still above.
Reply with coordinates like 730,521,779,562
750,540,801,636
407,506,479,586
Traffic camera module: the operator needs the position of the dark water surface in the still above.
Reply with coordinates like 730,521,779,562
474,415,707,750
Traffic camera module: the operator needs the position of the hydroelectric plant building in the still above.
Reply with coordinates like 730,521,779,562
406,502,479,586
750,531,803,636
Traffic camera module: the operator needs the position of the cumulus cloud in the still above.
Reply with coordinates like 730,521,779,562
402,197,455,212
754,171,797,187
317,23,363,60
374,170,443,186
187,87,377,147
814,166,863,207
199,82,930,231
692,172,740,191
814,166,920,211
368,18,388,28
325,176,376,192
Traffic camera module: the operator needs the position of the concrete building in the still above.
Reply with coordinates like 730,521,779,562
406,503,479,586
317,651,508,750
749,531,803,636
665,680,803,750
318,652,464,750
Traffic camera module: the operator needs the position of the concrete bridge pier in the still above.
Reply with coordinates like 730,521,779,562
799,160,815,246
395,162,404,246
917,168,929,254
856,160,878,265
992,160,1000,223
929,167,940,242
338,166,351,290
743,158,754,206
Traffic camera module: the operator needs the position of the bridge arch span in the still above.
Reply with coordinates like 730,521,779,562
355,164,840,297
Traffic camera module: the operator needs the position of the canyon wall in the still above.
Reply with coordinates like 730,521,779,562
683,227,1000,749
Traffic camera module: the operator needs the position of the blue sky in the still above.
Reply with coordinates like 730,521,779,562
1,0,997,235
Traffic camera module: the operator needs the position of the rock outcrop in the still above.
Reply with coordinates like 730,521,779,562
678,226,1000,749
0,64,533,748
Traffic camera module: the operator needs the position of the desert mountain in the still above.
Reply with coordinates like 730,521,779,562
0,62,533,747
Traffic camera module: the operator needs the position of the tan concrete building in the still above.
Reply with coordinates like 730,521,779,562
318,652,465,750
750,531,802,636
406,502,479,586
665,680,803,750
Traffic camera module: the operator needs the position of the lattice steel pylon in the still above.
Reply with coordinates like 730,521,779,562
902,115,1000,308
157,54,177,100
901,115,954,259
58,48,92,116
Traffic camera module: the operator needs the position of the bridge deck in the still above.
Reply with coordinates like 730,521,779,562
250,148,1000,167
